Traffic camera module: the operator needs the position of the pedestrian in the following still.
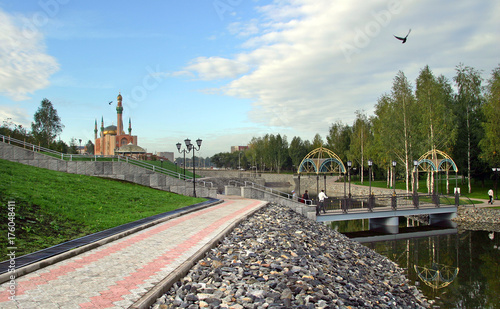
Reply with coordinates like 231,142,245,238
302,190,310,204
317,189,328,215
488,188,494,204
291,190,297,200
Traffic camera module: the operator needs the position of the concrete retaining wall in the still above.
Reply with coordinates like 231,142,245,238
0,142,217,198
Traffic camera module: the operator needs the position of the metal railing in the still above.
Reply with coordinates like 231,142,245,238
0,134,215,187
317,192,472,214
228,180,314,205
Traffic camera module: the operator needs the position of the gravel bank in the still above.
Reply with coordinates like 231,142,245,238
152,203,429,309
453,206,500,232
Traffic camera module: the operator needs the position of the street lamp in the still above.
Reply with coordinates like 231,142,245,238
184,138,202,197
79,139,82,154
493,168,499,200
392,160,397,194
176,142,189,179
368,159,374,211
160,158,164,169
368,159,373,196
413,160,419,208
347,161,352,197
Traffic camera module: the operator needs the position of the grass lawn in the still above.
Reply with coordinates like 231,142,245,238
0,159,206,257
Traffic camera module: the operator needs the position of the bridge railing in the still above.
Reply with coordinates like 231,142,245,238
227,180,314,204
319,192,466,213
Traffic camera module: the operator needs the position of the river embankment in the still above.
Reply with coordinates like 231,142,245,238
152,203,430,309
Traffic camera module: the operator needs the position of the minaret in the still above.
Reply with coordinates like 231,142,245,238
100,116,104,155
116,93,124,135
94,119,98,140
128,118,132,135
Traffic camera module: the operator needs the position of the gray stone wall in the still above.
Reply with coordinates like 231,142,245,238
0,142,216,198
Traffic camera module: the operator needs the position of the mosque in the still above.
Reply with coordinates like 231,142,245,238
94,93,146,156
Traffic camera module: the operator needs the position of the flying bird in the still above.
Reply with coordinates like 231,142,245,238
108,101,113,105
394,29,411,43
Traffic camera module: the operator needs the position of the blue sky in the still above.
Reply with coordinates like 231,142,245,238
1,0,499,157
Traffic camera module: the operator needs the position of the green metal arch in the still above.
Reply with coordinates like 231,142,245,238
438,158,458,172
297,147,346,174
319,158,345,173
298,158,318,173
419,159,437,171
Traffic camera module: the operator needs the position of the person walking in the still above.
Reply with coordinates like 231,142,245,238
488,188,494,204
301,190,310,204
317,189,328,215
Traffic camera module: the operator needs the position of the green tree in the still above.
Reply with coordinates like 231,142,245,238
326,121,352,162
453,63,484,193
289,136,309,172
349,110,372,183
85,140,94,155
372,72,418,191
415,66,457,152
0,119,32,142
69,138,79,154
311,134,323,149
480,64,500,167
31,98,64,148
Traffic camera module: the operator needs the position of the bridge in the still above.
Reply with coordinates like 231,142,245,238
315,193,459,233
225,181,470,233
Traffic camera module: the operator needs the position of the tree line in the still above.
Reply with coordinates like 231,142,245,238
0,98,94,154
210,63,500,193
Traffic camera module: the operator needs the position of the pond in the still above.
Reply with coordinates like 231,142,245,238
330,219,500,309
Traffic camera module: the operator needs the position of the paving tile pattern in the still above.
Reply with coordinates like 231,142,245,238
0,197,266,309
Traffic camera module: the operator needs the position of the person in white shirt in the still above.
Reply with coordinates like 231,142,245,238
317,189,328,215
488,188,494,204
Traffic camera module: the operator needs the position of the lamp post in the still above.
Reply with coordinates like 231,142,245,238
175,162,178,173
493,168,499,200
184,138,202,197
160,158,163,169
368,159,373,196
78,139,82,154
176,142,189,179
368,159,374,211
392,160,397,194
347,161,352,197
413,160,419,208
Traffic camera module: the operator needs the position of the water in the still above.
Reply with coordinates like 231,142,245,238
330,219,500,309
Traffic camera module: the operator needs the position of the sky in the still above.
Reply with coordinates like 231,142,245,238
0,0,499,158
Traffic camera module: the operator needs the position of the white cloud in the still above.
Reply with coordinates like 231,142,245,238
0,9,59,101
0,105,31,127
183,56,250,80
179,0,500,135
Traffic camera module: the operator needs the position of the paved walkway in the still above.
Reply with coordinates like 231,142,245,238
0,196,267,309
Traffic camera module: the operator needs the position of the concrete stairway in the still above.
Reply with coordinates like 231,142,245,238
0,141,217,198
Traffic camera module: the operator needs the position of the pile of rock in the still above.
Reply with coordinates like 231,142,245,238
454,207,500,224
152,204,429,309
454,207,500,232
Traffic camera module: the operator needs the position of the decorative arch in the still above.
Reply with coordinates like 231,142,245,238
416,149,458,173
415,148,458,194
298,147,346,174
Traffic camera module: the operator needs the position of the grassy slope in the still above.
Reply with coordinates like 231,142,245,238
0,159,206,257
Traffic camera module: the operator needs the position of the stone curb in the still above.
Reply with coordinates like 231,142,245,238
0,200,223,284
129,201,270,309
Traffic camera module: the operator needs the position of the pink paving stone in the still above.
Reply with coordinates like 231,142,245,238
79,200,262,307
0,203,230,302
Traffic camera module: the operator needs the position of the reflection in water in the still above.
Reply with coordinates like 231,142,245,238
330,219,500,309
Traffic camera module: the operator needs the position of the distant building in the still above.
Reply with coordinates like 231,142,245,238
231,146,248,153
157,152,174,162
94,93,144,156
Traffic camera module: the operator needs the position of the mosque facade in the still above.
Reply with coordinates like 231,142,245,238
94,93,143,156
